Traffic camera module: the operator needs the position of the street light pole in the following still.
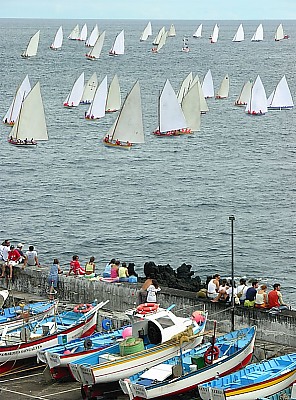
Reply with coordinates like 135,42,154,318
229,215,235,331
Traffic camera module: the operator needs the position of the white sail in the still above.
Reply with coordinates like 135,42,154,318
10,82,48,141
193,24,202,38
68,24,80,40
63,72,85,107
251,24,264,41
181,82,201,132
159,79,187,133
210,24,219,43
3,75,31,124
140,21,152,41
86,31,105,60
85,24,99,46
81,72,98,104
235,80,253,106
177,72,193,103
152,30,167,53
245,75,267,115
153,26,165,45
78,24,87,41
216,74,230,98
275,23,284,41
21,30,40,58
106,75,121,112
197,79,209,113
168,24,176,37
232,24,244,42
202,69,214,98
107,81,144,144
50,26,63,50
85,76,107,119
267,75,294,109
109,30,124,55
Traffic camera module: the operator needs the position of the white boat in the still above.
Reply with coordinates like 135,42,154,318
182,36,190,52
50,26,63,50
21,30,40,58
63,72,85,107
275,23,284,41
154,79,191,136
80,72,98,105
177,72,193,103
216,74,230,99
68,24,79,40
202,69,215,98
152,30,167,53
193,24,202,38
85,24,99,47
168,24,176,37
235,79,253,106
210,24,219,43
85,76,108,120
105,74,121,112
232,23,244,42
153,26,165,45
267,75,294,110
140,21,152,41
78,23,87,41
85,30,105,60
3,75,31,125
8,82,48,146
181,82,201,132
245,75,268,115
251,24,264,41
109,30,124,55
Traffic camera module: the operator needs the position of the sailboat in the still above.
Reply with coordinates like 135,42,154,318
68,24,80,40
8,82,48,146
105,75,121,113
50,26,63,50
152,30,167,53
196,79,209,114
63,72,85,107
177,72,193,103
274,23,285,41
21,30,40,58
245,75,267,115
181,82,201,132
235,79,253,106
154,79,191,136
80,72,98,105
109,30,124,56
202,69,215,98
85,76,108,120
167,24,176,37
85,31,105,60
267,75,294,110
78,24,87,41
251,24,264,41
3,75,31,125
193,24,202,38
85,24,99,47
181,36,190,52
216,74,230,99
152,26,165,45
210,24,219,43
103,81,144,149
140,21,152,41
232,24,244,42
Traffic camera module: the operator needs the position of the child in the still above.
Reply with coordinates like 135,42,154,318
146,279,161,303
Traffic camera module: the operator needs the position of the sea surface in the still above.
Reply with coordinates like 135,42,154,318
0,19,295,306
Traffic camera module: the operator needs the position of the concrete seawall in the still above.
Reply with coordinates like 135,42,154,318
7,266,296,348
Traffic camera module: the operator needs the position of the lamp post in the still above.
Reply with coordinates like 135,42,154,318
229,215,235,331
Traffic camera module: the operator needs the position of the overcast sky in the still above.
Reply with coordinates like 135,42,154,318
2,0,296,19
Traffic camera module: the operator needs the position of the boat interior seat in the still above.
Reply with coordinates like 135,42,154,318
140,363,173,381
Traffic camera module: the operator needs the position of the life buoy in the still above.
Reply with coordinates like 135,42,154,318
136,303,159,314
73,303,93,313
204,345,220,364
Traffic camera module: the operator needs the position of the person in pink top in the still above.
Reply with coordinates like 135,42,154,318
67,255,85,276
110,260,120,278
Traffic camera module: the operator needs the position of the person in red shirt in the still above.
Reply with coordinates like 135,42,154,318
268,283,289,310
67,255,85,276
7,245,21,279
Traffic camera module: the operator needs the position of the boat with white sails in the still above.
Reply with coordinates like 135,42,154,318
202,69,215,98
152,26,165,45
85,76,108,120
77,23,87,41
50,26,63,50
245,75,267,115
105,74,121,113
80,72,98,105
251,24,264,41
181,82,201,132
210,24,219,43
85,31,105,60
63,72,84,107
109,30,124,56
216,74,230,99
140,21,152,41
235,79,253,106
193,24,202,38
85,24,99,47
3,75,31,125
21,30,40,58
152,30,167,53
68,24,79,40
168,24,176,37
267,75,294,110
232,23,244,42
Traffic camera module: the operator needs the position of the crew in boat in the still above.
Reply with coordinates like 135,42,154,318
115,139,121,145
126,141,132,146
104,135,110,143
24,138,28,144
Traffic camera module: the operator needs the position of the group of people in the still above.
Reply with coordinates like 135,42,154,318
207,274,289,311
102,258,138,282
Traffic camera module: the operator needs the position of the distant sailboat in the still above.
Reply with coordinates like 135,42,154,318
245,75,267,115
251,24,264,41
182,36,190,52
80,72,98,104
181,82,201,132
85,31,105,60
202,70,214,98
85,76,108,120
152,30,167,53
103,81,144,149
78,24,87,41
140,21,152,41
106,75,121,113
274,23,284,41
85,24,99,47
109,30,124,56
267,75,294,110
216,74,230,99
168,24,176,37
50,26,63,50
3,75,31,125
193,24,202,38
232,24,244,42
21,30,40,58
8,82,48,146
68,24,80,40
235,79,253,106
63,72,85,107
210,24,219,43
153,26,165,45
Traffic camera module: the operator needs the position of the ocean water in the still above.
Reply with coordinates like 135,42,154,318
0,19,295,305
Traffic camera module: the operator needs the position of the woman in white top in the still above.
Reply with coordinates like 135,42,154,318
255,284,269,308
207,274,220,299
146,279,161,303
